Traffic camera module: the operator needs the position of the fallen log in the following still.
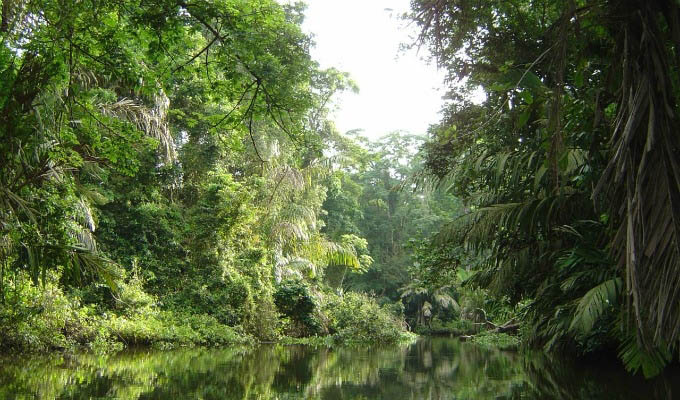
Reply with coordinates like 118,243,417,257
491,318,519,334
461,318,520,339
495,323,519,334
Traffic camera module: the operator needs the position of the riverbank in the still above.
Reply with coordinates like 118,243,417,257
0,314,417,356
0,274,412,355
414,319,522,351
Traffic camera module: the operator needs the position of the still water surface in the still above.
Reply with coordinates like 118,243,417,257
0,337,677,399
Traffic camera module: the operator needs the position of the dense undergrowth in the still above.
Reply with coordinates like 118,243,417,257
0,271,409,353
0,272,250,352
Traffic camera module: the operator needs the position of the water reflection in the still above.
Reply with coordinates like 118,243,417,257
0,337,676,399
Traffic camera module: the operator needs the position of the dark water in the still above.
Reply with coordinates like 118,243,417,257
0,337,677,399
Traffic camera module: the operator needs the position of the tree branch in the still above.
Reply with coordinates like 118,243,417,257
172,35,219,74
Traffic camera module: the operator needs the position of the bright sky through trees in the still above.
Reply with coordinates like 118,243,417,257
298,0,446,138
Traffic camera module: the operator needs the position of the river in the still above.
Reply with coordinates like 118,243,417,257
0,337,677,399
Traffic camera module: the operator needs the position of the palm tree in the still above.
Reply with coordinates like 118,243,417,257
400,278,458,328
410,0,680,375
593,1,680,360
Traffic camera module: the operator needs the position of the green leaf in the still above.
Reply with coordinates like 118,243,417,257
619,335,671,378
534,165,547,190
569,277,622,333
517,109,531,128
574,70,584,88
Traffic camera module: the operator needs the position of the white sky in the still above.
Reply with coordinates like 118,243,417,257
297,0,446,138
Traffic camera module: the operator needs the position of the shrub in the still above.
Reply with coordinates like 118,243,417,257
0,271,253,353
274,281,321,337
0,272,75,352
324,292,407,344
105,311,252,347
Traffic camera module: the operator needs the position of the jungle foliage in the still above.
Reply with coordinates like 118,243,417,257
0,0,414,351
3,0,678,380
408,0,680,376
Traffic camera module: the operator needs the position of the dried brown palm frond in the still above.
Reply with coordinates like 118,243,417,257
594,2,680,352
71,67,100,91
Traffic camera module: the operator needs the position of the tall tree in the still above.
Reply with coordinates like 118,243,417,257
410,0,680,375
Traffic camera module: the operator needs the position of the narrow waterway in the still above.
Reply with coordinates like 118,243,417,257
0,337,677,399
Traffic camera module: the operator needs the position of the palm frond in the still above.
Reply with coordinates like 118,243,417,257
593,3,680,349
433,291,459,311
322,240,360,270
74,197,96,233
267,165,305,192
0,186,37,224
399,284,428,298
569,277,622,334
97,90,175,162
619,332,672,378
274,255,316,282
67,247,120,291
272,221,309,243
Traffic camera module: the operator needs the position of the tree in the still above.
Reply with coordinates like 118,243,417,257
0,0,382,345
409,0,680,375
320,131,461,302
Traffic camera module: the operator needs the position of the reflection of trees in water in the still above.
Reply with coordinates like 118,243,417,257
0,339,676,399
394,338,527,399
521,352,680,400
0,347,263,399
